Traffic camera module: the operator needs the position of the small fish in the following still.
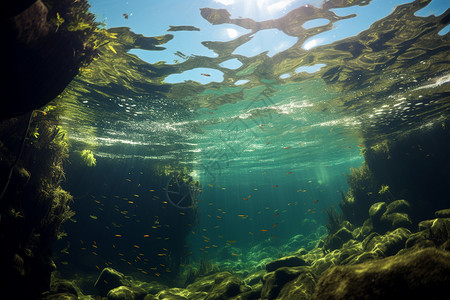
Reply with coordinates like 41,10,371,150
272,185,278,188
221,187,226,190
227,240,237,243
272,223,278,228
143,235,150,238
261,229,268,232
266,142,270,145
313,200,319,204
307,209,312,212
311,210,316,213
284,146,291,149
201,73,211,77
125,179,132,182
133,194,140,197
231,253,239,256
286,172,292,174
347,146,351,148
357,144,363,147
89,215,98,220
149,189,155,192
243,198,248,200
115,234,122,237
237,214,248,219
274,213,279,217
248,232,253,235
271,236,276,238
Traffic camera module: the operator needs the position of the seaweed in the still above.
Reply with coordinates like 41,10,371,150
325,205,343,235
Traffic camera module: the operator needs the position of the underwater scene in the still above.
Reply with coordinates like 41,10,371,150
1,0,450,299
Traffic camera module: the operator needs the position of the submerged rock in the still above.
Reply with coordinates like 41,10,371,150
385,199,410,215
107,286,136,300
49,279,78,297
186,271,243,300
435,209,450,218
363,227,411,257
313,247,450,299
380,212,413,230
261,266,315,300
368,202,386,221
40,293,78,300
94,268,131,297
265,255,307,272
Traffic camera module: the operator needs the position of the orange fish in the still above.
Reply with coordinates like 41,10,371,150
201,73,211,77
272,223,278,228
347,146,351,148
266,142,270,145
272,185,278,188
357,144,363,147
115,234,122,237
231,253,239,256
274,213,279,217
311,210,316,213
284,147,291,149
286,172,292,174
307,209,311,212
143,235,150,238
313,200,319,204
243,198,248,200
261,229,268,232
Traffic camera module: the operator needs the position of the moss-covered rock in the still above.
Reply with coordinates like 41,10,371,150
313,248,450,299
107,286,136,300
40,293,78,300
186,272,243,300
363,227,411,257
385,199,410,215
380,212,413,231
265,255,307,272
94,268,131,297
261,266,314,300
435,209,450,218
368,202,386,221
49,279,78,297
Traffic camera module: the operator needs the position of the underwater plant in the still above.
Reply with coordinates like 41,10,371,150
79,149,96,167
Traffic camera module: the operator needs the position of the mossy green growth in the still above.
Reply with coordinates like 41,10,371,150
80,149,96,167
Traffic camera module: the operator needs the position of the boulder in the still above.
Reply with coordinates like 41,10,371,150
243,270,265,286
368,202,386,221
313,248,450,299
380,212,412,230
265,255,307,272
276,268,316,300
324,227,353,250
49,280,78,296
435,209,450,218
261,266,314,300
364,227,411,257
94,268,131,297
107,286,136,300
40,293,78,300
186,272,243,300
155,287,192,300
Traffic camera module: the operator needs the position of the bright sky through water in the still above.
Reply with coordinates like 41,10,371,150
89,0,449,83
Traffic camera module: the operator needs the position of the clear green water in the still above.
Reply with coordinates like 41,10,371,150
55,0,450,281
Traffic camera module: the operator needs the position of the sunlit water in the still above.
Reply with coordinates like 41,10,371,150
56,0,449,279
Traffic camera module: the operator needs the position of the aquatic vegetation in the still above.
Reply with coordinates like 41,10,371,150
79,150,96,167
324,206,343,235
378,185,390,195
